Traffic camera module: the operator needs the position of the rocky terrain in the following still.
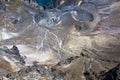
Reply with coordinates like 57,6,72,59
0,0,120,80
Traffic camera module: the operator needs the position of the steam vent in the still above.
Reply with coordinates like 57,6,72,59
0,0,120,80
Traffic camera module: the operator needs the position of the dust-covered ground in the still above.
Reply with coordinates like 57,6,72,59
0,0,120,80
